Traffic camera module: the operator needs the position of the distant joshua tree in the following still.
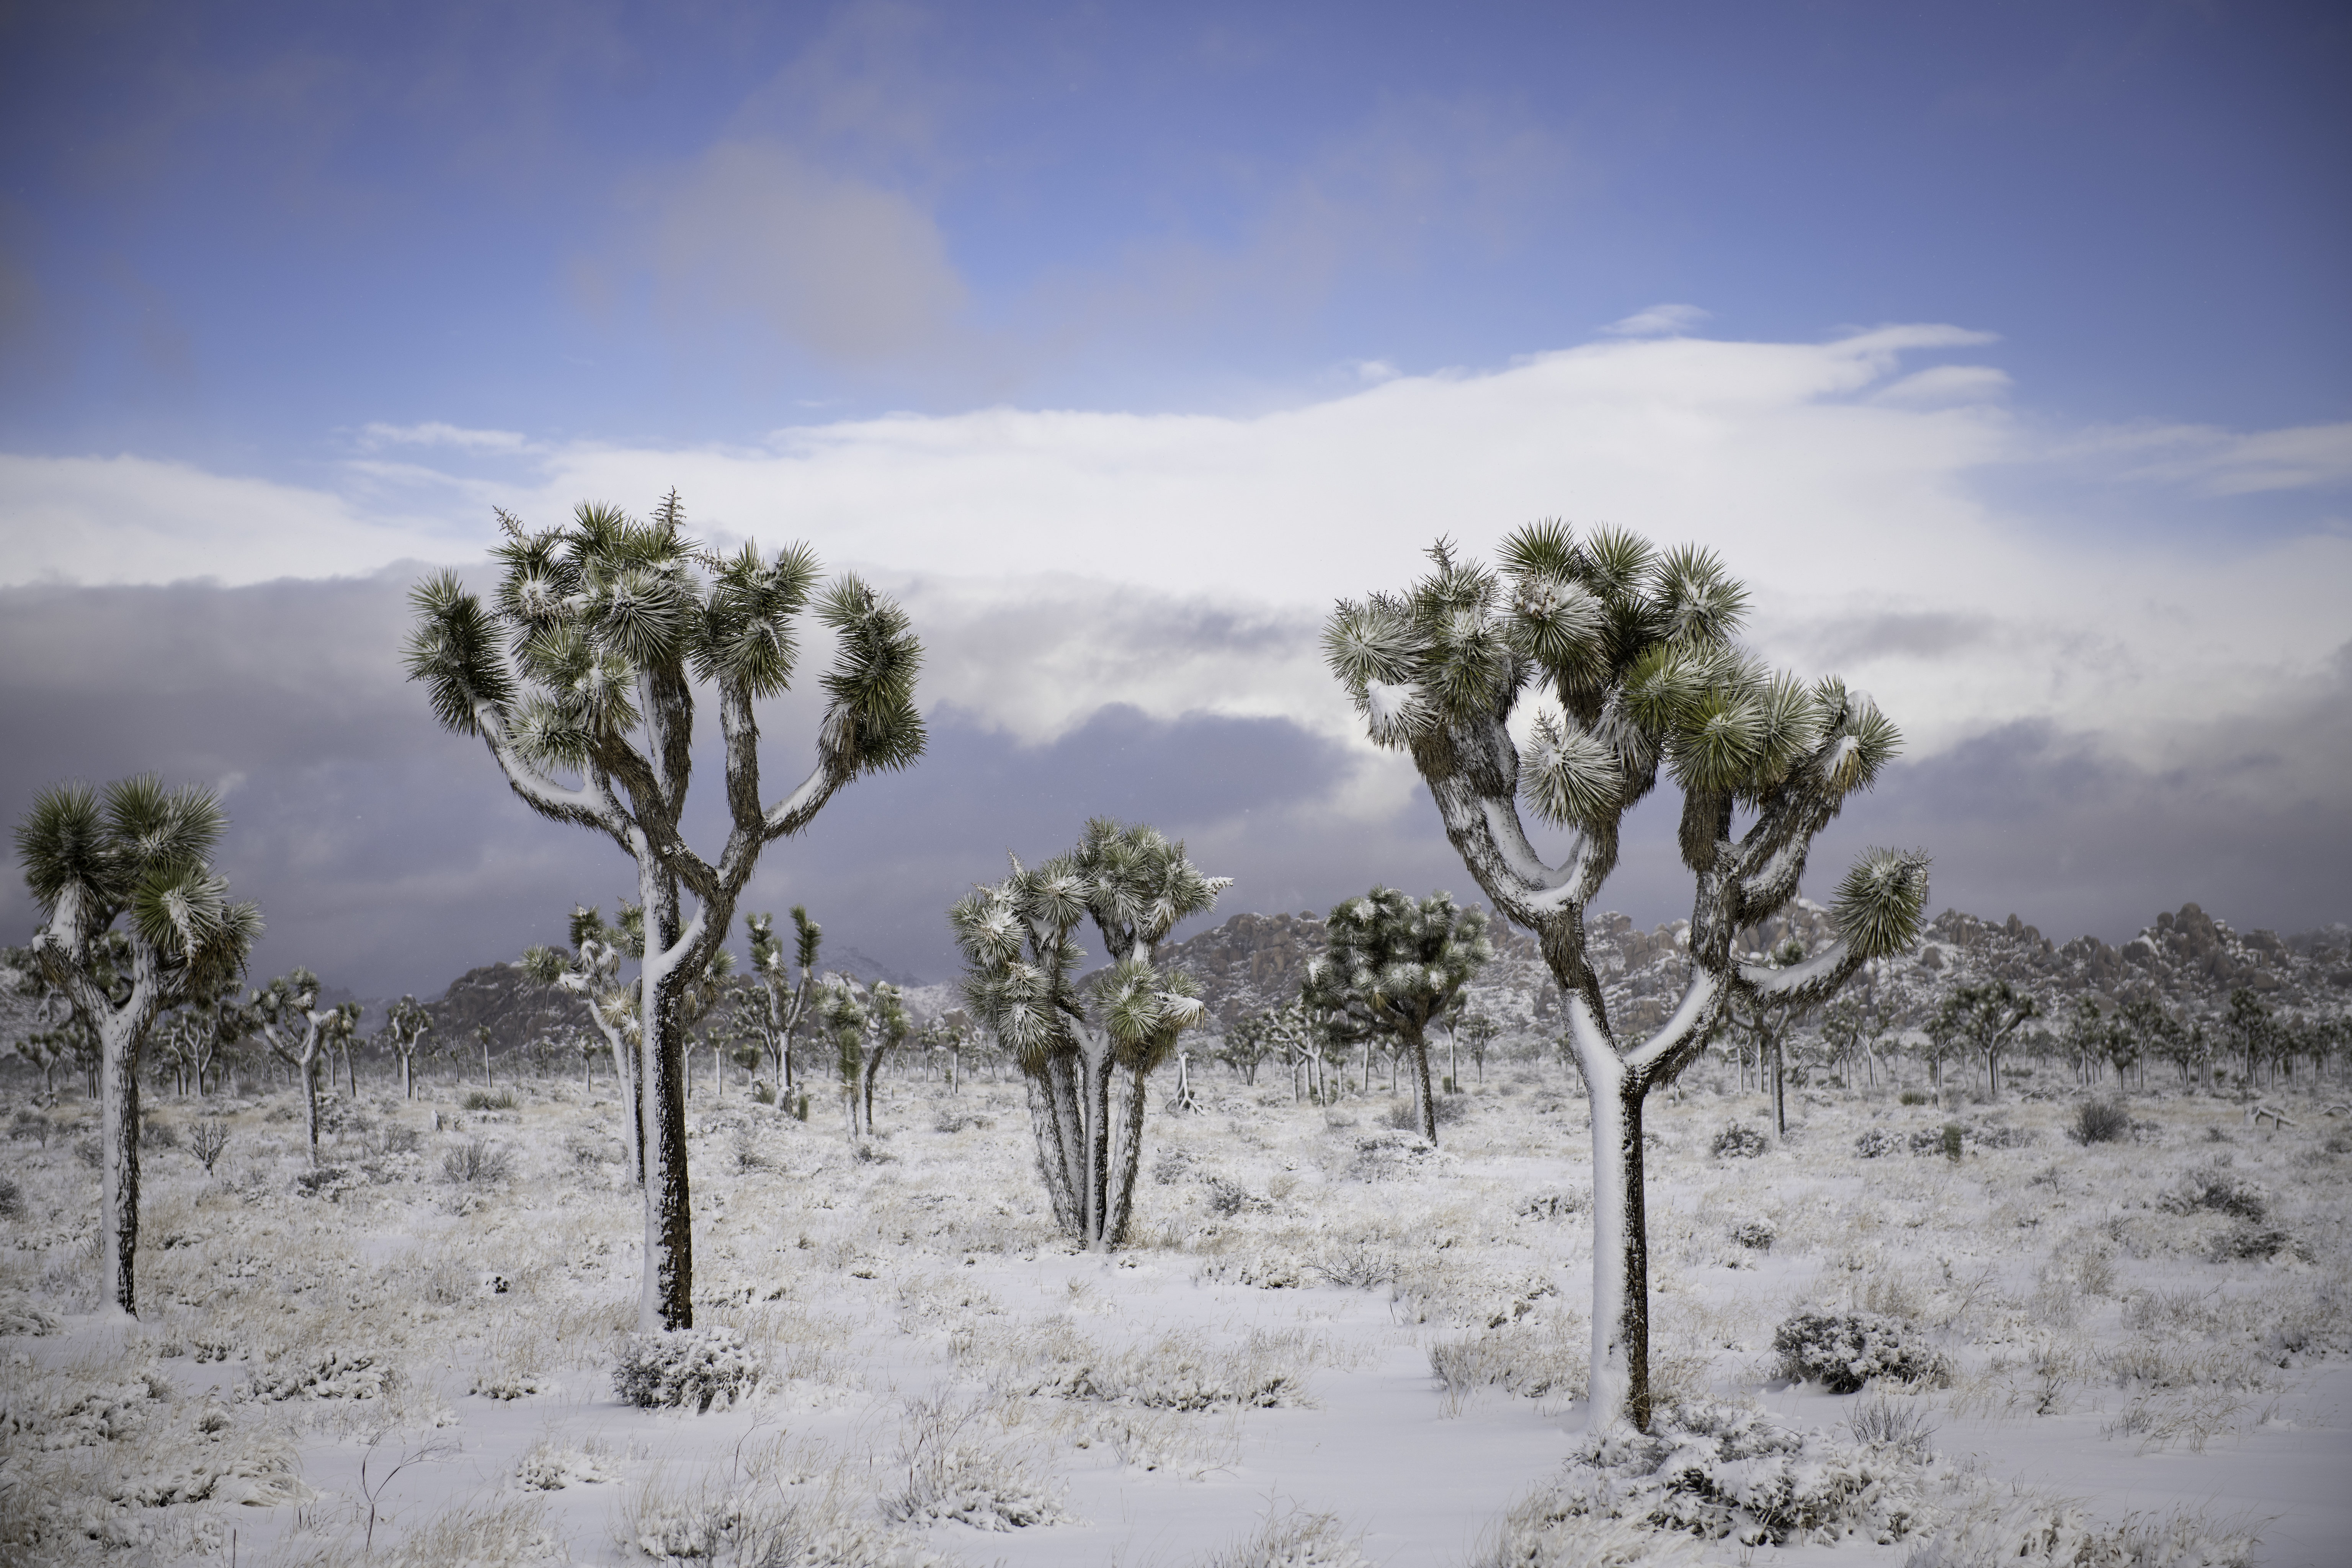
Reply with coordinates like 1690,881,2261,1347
744,907,823,1095
952,820,1224,1249
1325,525,1928,1433
405,492,922,1332
1931,979,2038,1100
816,972,910,1140
1302,887,1493,1142
382,995,433,1101
251,968,358,1165
15,777,261,1315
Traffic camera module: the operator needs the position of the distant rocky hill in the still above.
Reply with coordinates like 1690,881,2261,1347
1145,899,2352,1044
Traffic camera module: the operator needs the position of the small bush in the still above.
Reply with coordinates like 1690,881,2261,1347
1854,1128,1903,1159
1846,1396,1936,1459
368,1123,424,1156
5,1109,50,1146
1939,1123,1965,1160
73,1136,103,1169
442,1138,513,1185
0,1176,21,1221
563,1129,619,1168
2214,1223,2311,1264
1153,1148,1195,1185
1729,1220,1777,1252
2159,1161,2270,1222
1773,1311,1951,1393
751,1079,776,1106
789,1091,810,1122
139,1116,180,1150
1898,1089,1928,1106
613,1325,764,1412
1204,1175,1269,1217
461,1088,517,1112
1710,1122,1769,1159
1382,1094,1468,1130
189,1119,231,1173
2072,1099,2130,1144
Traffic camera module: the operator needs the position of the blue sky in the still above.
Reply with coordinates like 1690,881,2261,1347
3,2,2348,996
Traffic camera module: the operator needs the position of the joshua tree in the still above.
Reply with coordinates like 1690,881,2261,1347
15,778,261,1315
745,908,823,1094
817,973,910,1139
382,995,433,1101
1458,1008,1499,1085
252,969,358,1164
952,819,1225,1248
523,904,644,1171
1302,888,1493,1142
1931,980,2038,1100
406,491,923,1332
1729,937,1811,1133
1325,526,1927,1432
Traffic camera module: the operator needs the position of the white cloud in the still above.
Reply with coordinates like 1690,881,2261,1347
3,327,2344,789
1604,303,1710,337
359,421,528,452
1871,364,2012,405
2086,419,2352,496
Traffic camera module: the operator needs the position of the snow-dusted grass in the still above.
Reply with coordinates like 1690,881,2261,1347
1,1067,2347,1565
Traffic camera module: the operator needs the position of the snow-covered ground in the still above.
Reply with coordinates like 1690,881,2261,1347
3,1064,2345,1566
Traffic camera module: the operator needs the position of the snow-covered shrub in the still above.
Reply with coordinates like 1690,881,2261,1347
1773,1312,1951,1393
1902,1483,2261,1568
1729,1219,1777,1252
1854,1128,1903,1158
461,1088,517,1111
1152,1147,1195,1184
1382,1094,1467,1131
1204,1175,1271,1217
243,1348,393,1402
1846,1396,1937,1459
0,1176,21,1221
2072,1100,2131,1144
1344,1129,1438,1180
1710,1122,1769,1159
1470,1492,1705,1568
516,1438,618,1490
614,1326,766,1413
0,1296,60,1336
189,1118,230,1173
1428,1315,1586,1413
2213,1224,2310,1263
564,1128,621,1167
2159,1161,2270,1222
1547,1399,1937,1547
1197,1506,1375,1568
877,1396,1068,1530
5,1109,49,1146
619,1467,946,1567
972,1321,1313,1411
1970,1120,2037,1149
1909,1125,1965,1158
443,1137,513,1185
1519,1189,1586,1220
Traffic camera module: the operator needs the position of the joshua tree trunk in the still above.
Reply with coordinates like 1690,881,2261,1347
1107,1056,1153,1245
1406,1021,1437,1141
98,1009,149,1316
1023,1072,1082,1233
636,866,698,1333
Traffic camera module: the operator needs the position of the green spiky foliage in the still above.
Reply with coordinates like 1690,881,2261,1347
1324,524,1930,1435
15,777,261,1315
816,972,909,1140
744,906,823,1096
1301,887,1493,1142
951,819,1228,1248
405,492,924,1333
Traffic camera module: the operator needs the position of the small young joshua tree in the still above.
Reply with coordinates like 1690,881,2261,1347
524,904,645,1172
1302,887,1493,1142
1325,526,1928,1432
745,907,823,1095
251,968,358,1166
15,777,261,1315
406,492,923,1331
952,819,1225,1248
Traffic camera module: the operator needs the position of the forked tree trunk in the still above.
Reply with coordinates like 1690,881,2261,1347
1023,1070,1081,1233
1107,1056,1153,1245
1576,1044,1658,1432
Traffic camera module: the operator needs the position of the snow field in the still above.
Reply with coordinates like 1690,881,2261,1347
0,1067,2346,1566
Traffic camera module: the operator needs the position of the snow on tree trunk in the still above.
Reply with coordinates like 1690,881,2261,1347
1406,1021,1437,1142
1107,1055,1152,1245
1023,1073,1082,1233
99,1010,144,1317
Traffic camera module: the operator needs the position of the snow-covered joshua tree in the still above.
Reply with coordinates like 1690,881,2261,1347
1325,527,1929,1432
381,995,433,1101
1302,887,1493,1142
406,492,924,1331
745,907,822,1095
251,968,358,1166
952,820,1225,1248
15,777,261,1315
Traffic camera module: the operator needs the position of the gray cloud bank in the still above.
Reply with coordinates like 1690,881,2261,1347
2,572,2344,1001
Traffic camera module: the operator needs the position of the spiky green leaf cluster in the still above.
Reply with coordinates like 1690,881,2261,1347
1301,886,1494,1042
406,492,924,786
1829,848,1933,959
15,776,261,1002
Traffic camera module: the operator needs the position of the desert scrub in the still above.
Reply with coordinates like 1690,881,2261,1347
1773,1312,1952,1393
461,1088,518,1111
1710,1122,1769,1159
2159,1160,2270,1222
1854,1128,1903,1158
877,1395,1069,1530
614,1325,765,1412
441,1137,513,1185
2071,1099,2131,1144
1546,1399,1939,1547
1198,1506,1376,1568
